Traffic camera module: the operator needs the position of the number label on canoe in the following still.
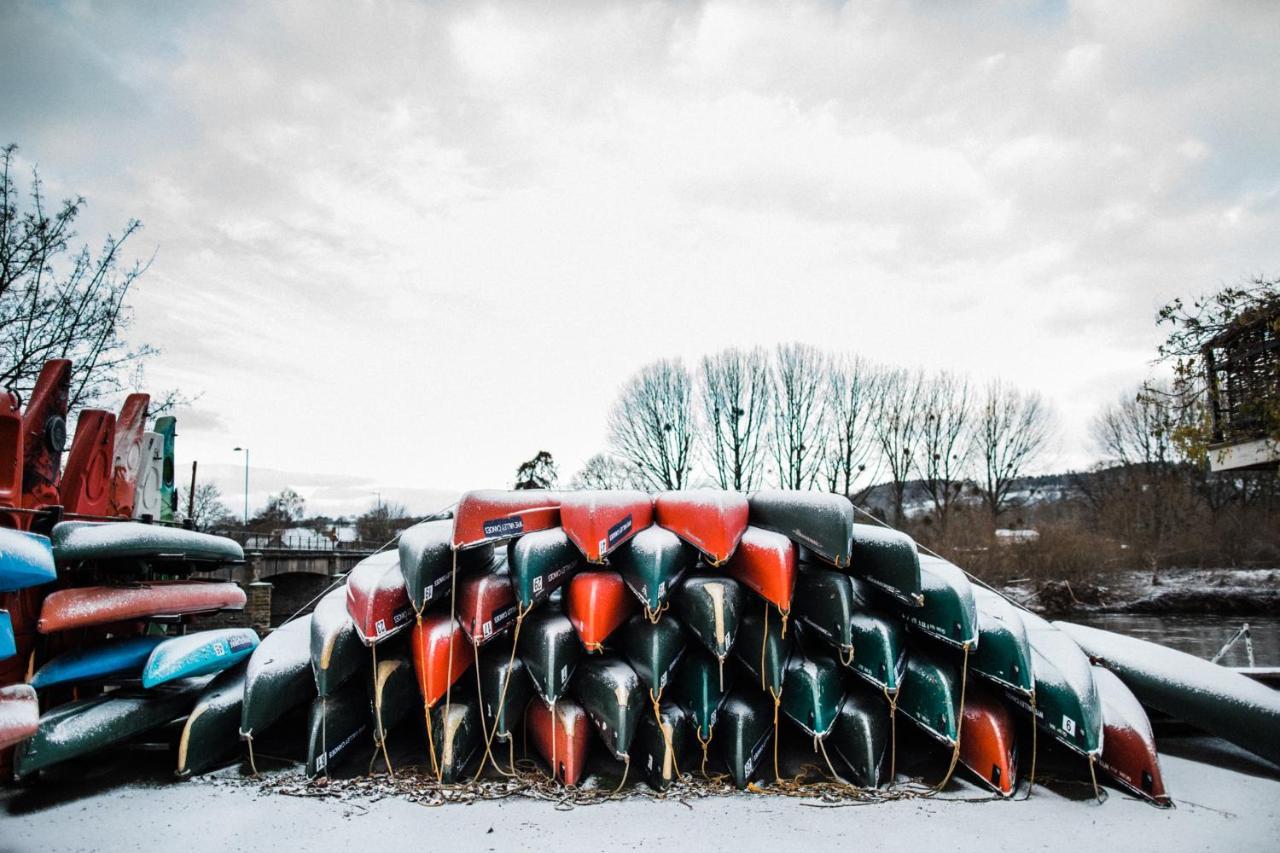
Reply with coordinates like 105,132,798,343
484,517,524,538
607,515,634,547
1062,715,1076,736
375,619,387,636
213,642,227,657
482,620,493,638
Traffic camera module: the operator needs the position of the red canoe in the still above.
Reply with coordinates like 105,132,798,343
452,489,561,549
566,570,635,652
724,526,797,617
958,684,1017,797
61,409,116,516
527,699,592,785
655,489,749,566
108,393,149,518
21,359,71,512
1095,667,1169,805
37,581,246,633
456,558,518,647
0,684,39,751
411,612,474,707
0,392,22,523
560,490,653,564
345,550,414,646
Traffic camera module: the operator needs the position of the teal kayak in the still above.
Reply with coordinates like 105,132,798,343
142,628,259,687
476,645,533,744
898,644,961,747
153,415,177,523
780,654,843,739
0,528,56,591
30,635,166,688
849,523,922,606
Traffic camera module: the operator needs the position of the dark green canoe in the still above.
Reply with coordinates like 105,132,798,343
971,586,1034,696
898,644,961,747
1013,611,1102,757
311,585,365,697
829,687,892,788
398,519,495,613
508,528,585,610
428,695,482,783
780,654,844,739
824,574,908,695
575,656,645,761
611,526,698,617
50,520,244,567
894,554,978,649
734,602,792,696
718,688,776,790
617,614,685,700
747,490,854,568
517,610,581,706
793,564,856,661
16,678,208,778
306,678,372,778
476,644,533,743
241,615,316,741
177,663,246,777
850,523,922,606
370,645,419,757
632,702,696,791
672,648,734,741
672,574,743,662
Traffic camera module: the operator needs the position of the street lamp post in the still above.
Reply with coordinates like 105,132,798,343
233,447,249,528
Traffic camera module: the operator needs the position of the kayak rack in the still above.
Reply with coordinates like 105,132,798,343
1211,623,1254,667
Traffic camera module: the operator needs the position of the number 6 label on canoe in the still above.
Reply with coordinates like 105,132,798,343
1062,715,1076,736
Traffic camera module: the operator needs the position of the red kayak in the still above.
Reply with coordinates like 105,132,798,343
0,684,39,751
411,612,473,707
1095,667,1169,805
566,570,635,652
724,526,797,618
452,489,561,549
345,551,414,646
456,559,518,646
527,699,591,785
655,489,749,566
560,490,653,564
21,358,71,512
958,684,1017,797
108,393,149,518
37,581,246,633
61,409,116,516
0,392,22,525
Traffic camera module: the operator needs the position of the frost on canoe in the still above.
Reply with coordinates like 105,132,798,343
971,586,1034,696
370,646,419,747
958,683,1017,797
734,603,792,696
427,696,482,783
1014,612,1103,757
0,684,39,752
38,581,247,633
673,647,734,740
397,520,494,614
50,521,243,566
345,549,414,646
508,527,585,610
1092,666,1169,805
306,678,372,779
1056,619,1279,766
177,663,247,778
780,654,844,739
829,688,892,788
616,614,685,700
527,699,590,786
558,489,654,564
29,635,165,689
718,688,776,790
575,655,645,761
653,489,750,566
0,528,56,591
518,610,581,706
242,615,315,739
723,526,797,616
142,627,259,687
798,571,906,695
672,574,743,662
611,525,698,616
456,551,518,647
451,489,561,549
747,489,855,569
565,570,635,652
310,585,364,697
898,643,961,747
632,702,696,791
476,645,533,742
894,554,978,650
849,523,922,607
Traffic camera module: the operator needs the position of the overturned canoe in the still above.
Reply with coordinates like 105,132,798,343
560,490,653,564
346,550,414,645
970,586,1034,696
617,614,685,700
452,489,561,549
829,688,892,788
724,526,797,618
306,678,372,779
177,664,246,778
566,570,635,652
0,683,39,752
846,577,907,695
30,635,165,689
527,699,591,785
611,526,697,617
411,612,473,707
1092,666,1169,805
310,585,364,697
780,654,844,739
850,523,922,607
672,648,734,740
508,527,584,610
38,581,246,633
456,553,518,646
575,656,645,760
142,628,259,687
633,701,695,791
718,688,776,790
673,574,742,662
370,646,420,753
476,645,533,743
895,554,978,649
427,696,482,783
241,615,315,741
959,684,1017,797
898,644,961,747
398,519,495,613
49,521,243,568
654,489,749,566
518,610,581,706
748,490,854,569
1016,613,1102,758
793,564,856,662
0,528,56,591
734,603,792,696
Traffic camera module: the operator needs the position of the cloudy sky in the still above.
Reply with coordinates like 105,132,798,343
2,1,1277,516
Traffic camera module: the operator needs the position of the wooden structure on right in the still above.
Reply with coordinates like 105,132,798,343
1203,302,1280,472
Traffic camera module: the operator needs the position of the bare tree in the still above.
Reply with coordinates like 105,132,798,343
1092,384,1178,467
607,358,696,490
915,371,973,531
183,482,232,530
699,347,772,490
875,368,925,524
820,354,883,499
973,379,1052,520
769,343,828,489
569,453,640,490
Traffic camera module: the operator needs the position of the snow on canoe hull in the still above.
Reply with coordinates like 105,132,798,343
559,490,653,564
0,528,56,591
0,684,39,752
654,489,749,566
346,550,414,646
50,521,244,566
310,585,364,698
142,628,259,687
20,359,71,512
1093,666,1169,805
428,696,482,783
38,581,246,633
794,564,856,661
241,616,315,739
971,587,1034,696
30,635,166,688
829,688,892,788
527,699,591,785
452,489,561,549
893,554,978,649
673,574,742,662
397,519,495,614
718,688,775,790
508,527,584,610
476,645,533,743
899,644,961,747
59,408,115,516
518,611,581,707
850,523,922,607
566,570,635,652
724,526,797,618
575,656,645,760
838,574,906,695
780,654,844,739
371,647,419,749
176,664,247,778
306,678,372,779
959,684,1017,797
456,553,518,647
410,612,473,708
733,604,792,696
1015,612,1103,758
673,648,734,740
632,702,695,791
107,393,149,518
747,490,855,569
616,614,685,700
611,525,697,616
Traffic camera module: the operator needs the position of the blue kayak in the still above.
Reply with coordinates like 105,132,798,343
0,610,15,660
29,635,167,689
0,528,56,592
142,628,259,688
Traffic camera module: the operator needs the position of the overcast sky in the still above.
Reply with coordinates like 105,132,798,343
2,1,1277,516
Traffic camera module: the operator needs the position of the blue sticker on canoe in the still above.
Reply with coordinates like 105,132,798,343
606,514,633,547
483,516,524,538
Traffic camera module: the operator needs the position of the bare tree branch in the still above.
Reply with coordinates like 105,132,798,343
699,347,771,490
607,358,696,490
973,379,1053,519
820,353,883,499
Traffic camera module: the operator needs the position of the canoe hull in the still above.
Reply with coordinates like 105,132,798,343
612,525,697,615
177,664,247,778
345,550,414,646
38,582,247,633
30,635,166,689
451,489,561,549
575,656,645,760
559,490,654,564
241,616,315,738
747,490,854,568
1094,666,1169,805
142,628,259,687
718,689,775,789
527,699,592,785
850,523,922,607
518,611,581,706
508,528,584,610
50,521,244,566
654,490,749,566
566,570,635,652
411,613,474,707
724,526,796,617
673,574,742,662
0,684,39,752
311,585,365,697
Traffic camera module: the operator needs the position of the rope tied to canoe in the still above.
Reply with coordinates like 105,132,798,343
882,684,899,783
695,724,713,777
471,601,531,782
814,733,847,786
424,694,440,780
369,642,396,778
770,686,782,783
760,600,770,691
611,754,631,796
932,641,970,794
644,598,669,625
1019,692,1038,800
650,687,684,783
245,731,259,776
839,645,855,668
441,546,461,785
1087,753,1105,804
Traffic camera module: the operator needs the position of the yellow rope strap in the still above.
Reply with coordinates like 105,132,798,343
839,645,855,668
644,599,669,624
471,603,530,782
1019,693,1038,800
932,642,970,793
650,687,683,782
771,687,782,783
442,547,460,782
245,732,258,776
611,754,631,796
883,684,899,783
696,725,713,777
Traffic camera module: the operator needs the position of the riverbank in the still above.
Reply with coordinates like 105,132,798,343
1007,567,1280,616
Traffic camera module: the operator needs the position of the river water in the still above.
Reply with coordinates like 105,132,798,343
1069,612,1280,667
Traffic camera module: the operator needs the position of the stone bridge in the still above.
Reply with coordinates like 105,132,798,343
193,548,375,630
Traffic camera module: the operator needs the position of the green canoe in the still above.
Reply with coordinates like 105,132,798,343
311,585,365,697
632,702,696,791
575,656,645,761
370,644,419,761
850,523,922,606
306,678,372,778
672,574,743,662
971,586,1034,696
50,520,244,567
793,564,857,661
803,571,907,696
617,614,685,700
829,687,892,788
734,603,792,696
673,648,735,741
898,644,961,747
16,677,208,778
154,415,177,523
1016,611,1102,757
611,526,698,617
718,688,776,790
747,490,855,568
508,528,585,610
518,610,581,706
398,519,495,613
428,695,482,783
241,615,316,741
476,644,533,743
780,654,844,739
895,554,978,649
177,664,247,777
